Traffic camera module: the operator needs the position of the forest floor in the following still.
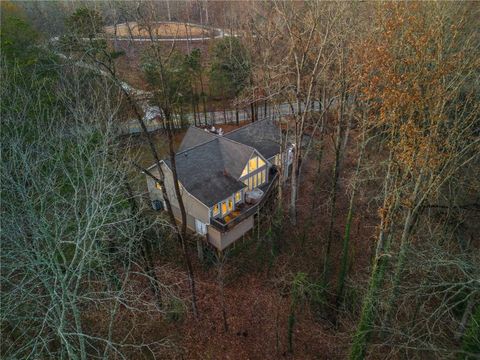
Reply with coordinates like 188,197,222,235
113,122,380,359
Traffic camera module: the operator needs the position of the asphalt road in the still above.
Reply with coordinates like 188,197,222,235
121,101,323,134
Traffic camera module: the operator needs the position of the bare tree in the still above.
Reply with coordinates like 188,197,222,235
0,63,173,359
350,3,479,358
61,3,200,316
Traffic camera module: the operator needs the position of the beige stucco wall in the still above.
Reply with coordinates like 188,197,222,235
145,163,210,227
207,215,254,250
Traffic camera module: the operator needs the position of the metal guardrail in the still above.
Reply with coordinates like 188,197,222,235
210,172,279,232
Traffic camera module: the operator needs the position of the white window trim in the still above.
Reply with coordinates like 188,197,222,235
235,190,243,204
212,203,220,217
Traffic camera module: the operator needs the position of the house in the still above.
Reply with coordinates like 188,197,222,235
145,119,293,251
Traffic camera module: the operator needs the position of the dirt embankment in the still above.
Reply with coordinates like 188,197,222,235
105,22,214,39
113,39,212,90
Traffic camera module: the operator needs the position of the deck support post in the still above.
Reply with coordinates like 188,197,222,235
196,236,204,262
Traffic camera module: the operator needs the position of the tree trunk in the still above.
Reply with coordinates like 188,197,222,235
166,0,171,21
191,85,197,126
90,34,200,318
288,152,299,225
124,181,163,309
460,304,480,356
192,100,197,126
165,111,198,317
199,74,208,125
322,115,344,282
349,152,398,359
217,251,229,333
382,173,423,330
336,125,365,308
456,297,476,340
197,237,204,262
196,101,202,126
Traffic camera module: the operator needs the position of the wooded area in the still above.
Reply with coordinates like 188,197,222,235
1,1,479,359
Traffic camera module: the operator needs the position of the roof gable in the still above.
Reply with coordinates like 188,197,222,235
155,120,282,207
217,137,253,178
224,119,282,159
164,137,252,207
178,127,217,152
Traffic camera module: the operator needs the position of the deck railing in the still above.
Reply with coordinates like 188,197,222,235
210,172,279,232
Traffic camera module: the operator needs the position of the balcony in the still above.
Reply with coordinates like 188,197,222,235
210,169,279,233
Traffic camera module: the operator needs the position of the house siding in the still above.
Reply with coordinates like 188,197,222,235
207,215,254,250
146,164,210,227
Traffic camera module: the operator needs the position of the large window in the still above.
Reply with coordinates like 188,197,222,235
213,203,219,216
241,155,267,180
249,157,258,172
245,169,267,190
235,191,242,203
241,166,248,178
228,199,233,211
241,155,268,191
221,201,227,215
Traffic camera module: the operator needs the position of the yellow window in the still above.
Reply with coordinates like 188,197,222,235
221,201,227,215
261,170,266,184
249,157,258,172
248,177,253,190
213,203,219,216
155,182,162,190
253,174,257,188
241,165,248,178
228,198,233,211
235,191,242,203
258,157,266,167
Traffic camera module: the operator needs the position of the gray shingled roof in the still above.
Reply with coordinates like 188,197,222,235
178,127,217,152
157,120,285,207
164,137,254,207
224,119,282,160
